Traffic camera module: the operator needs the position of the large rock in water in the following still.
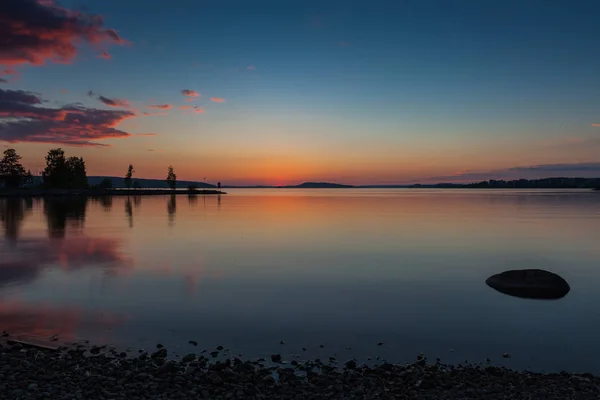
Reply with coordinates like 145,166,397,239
486,269,570,299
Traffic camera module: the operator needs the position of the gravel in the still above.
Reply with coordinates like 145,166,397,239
0,341,599,399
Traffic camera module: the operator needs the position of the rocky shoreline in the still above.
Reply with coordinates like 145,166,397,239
1,340,599,400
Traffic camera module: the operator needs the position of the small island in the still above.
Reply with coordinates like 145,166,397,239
0,148,225,197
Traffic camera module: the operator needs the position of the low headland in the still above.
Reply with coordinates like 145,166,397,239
0,336,598,399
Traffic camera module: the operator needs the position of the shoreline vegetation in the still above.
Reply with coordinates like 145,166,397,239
0,338,599,400
1,147,224,197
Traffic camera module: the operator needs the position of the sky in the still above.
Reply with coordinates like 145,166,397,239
1,0,600,185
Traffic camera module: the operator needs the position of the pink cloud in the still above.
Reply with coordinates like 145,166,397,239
179,105,193,110
135,133,158,137
194,108,205,114
60,89,67,93
0,88,136,146
181,89,199,98
210,97,225,103
592,124,600,127
0,0,127,68
96,51,111,60
148,104,172,109
142,112,151,116
247,65,256,70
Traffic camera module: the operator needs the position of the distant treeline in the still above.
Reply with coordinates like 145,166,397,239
455,178,600,189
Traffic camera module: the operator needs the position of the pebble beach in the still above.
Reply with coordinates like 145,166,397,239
1,338,599,400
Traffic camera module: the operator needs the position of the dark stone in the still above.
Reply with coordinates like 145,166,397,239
151,348,168,359
344,360,357,369
188,341,198,346
182,354,196,363
486,269,570,299
216,345,224,351
271,354,282,363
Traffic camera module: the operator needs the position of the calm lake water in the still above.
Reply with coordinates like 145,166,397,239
1,189,599,372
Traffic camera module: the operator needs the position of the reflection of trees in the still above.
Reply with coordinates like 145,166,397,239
188,194,197,207
43,197,88,238
125,197,133,228
0,197,33,241
218,194,221,209
167,194,176,226
99,196,112,211
133,196,142,209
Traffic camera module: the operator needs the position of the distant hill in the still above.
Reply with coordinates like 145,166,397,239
291,182,354,189
88,176,216,189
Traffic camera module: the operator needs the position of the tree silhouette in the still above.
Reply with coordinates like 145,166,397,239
65,156,87,188
42,149,87,189
124,164,134,189
0,148,29,189
166,165,177,190
42,148,68,188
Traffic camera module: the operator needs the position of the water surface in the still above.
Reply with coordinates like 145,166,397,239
1,189,599,372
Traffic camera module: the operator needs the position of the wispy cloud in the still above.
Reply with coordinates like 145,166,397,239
210,97,225,103
0,0,127,68
194,107,205,114
0,78,7,84
148,104,172,109
97,95,130,108
247,65,256,70
96,51,111,60
135,133,158,137
592,124,600,127
147,149,155,152
179,105,193,110
339,41,349,47
0,88,136,146
181,89,199,98
60,89,67,93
